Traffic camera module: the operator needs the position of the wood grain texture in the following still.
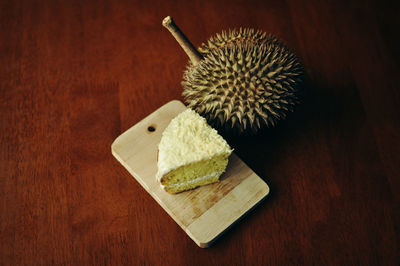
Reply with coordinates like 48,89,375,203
0,0,399,265
111,100,269,248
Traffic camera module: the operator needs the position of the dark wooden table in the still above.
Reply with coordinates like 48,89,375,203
1,0,399,265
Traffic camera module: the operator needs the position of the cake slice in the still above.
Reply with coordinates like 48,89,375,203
156,109,233,194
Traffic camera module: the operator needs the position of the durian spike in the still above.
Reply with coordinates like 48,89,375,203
162,16,203,65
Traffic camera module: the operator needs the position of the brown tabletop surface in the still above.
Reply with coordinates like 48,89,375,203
1,0,399,265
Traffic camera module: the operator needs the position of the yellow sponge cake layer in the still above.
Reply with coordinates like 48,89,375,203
156,109,232,194
161,154,229,193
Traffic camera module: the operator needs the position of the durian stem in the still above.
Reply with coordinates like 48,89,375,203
162,16,203,65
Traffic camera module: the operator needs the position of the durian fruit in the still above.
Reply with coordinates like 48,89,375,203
163,16,303,135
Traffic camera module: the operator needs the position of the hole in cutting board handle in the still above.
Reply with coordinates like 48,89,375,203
147,125,156,132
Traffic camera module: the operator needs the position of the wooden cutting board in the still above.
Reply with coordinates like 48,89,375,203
111,100,270,248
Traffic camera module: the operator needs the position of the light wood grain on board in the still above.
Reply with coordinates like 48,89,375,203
111,100,270,247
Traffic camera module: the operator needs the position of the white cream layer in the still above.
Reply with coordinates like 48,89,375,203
161,171,222,189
